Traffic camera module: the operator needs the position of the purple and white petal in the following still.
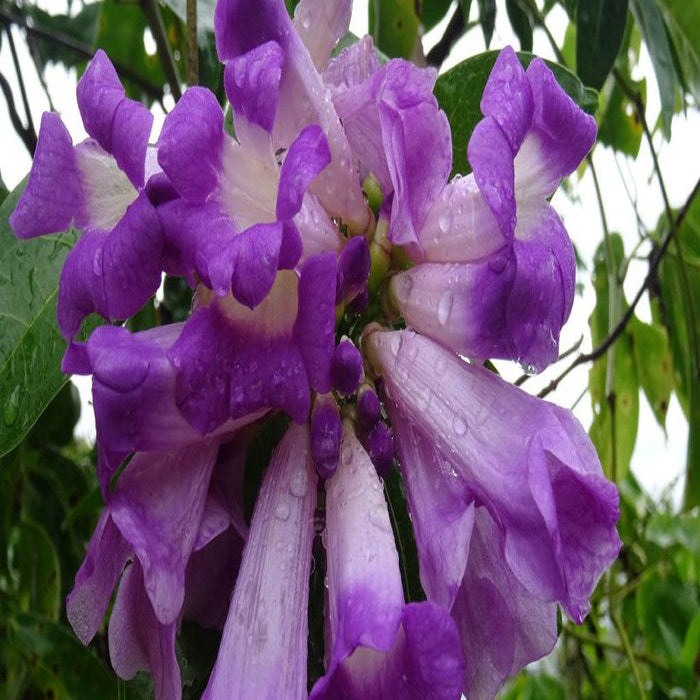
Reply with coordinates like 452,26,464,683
324,35,380,96
109,562,181,700
214,0,369,234
366,330,621,621
10,112,83,240
294,193,344,260
76,50,152,188
109,440,220,625
515,58,597,199
311,393,343,480
203,424,317,699
293,0,352,71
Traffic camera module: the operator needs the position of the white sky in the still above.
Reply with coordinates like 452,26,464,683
1,1,697,505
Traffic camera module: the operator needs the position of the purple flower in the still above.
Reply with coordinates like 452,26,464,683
10,50,164,339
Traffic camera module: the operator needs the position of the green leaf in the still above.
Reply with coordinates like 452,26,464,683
628,315,673,429
369,0,421,59
657,0,700,104
477,0,496,48
630,0,677,139
1,611,115,699
7,520,61,620
576,0,628,90
421,0,454,31
588,234,639,482
434,51,599,176
506,0,533,52
597,75,644,157
0,180,95,459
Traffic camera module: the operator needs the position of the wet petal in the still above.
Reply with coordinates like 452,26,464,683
293,0,352,71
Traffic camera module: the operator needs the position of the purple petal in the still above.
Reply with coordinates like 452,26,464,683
66,511,132,645
364,421,395,479
480,46,533,154
76,50,152,188
357,384,381,432
10,112,83,239
331,337,364,395
294,253,337,393
324,35,381,96
279,220,304,269
214,0,369,233
453,507,558,698
517,58,597,197
157,87,224,203
508,201,576,371
294,193,344,261
418,173,507,264
387,407,473,610
228,221,283,308
57,191,163,338
293,0,352,71
109,440,220,624
108,562,181,700
366,330,621,619
467,116,516,241
276,124,332,220
336,236,370,305
225,41,284,133
311,394,342,480
203,424,317,699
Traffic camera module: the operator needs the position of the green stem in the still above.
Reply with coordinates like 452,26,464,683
142,0,182,101
519,0,567,65
186,0,198,86
612,614,647,698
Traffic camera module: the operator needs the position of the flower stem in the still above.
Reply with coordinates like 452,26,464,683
141,0,182,101
187,0,199,86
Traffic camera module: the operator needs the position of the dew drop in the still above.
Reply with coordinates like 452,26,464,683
341,446,353,465
3,386,20,426
289,468,308,497
437,291,453,325
275,502,290,520
452,414,467,436
394,274,413,304
518,361,537,376
438,209,453,233
92,247,103,276
368,504,392,532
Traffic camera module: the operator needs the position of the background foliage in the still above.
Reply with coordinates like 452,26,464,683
0,0,699,697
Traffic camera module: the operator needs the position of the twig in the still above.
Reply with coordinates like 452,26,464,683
186,0,198,86
27,34,57,112
539,176,700,398
5,24,36,152
612,614,647,698
519,0,566,65
141,0,182,100
0,70,36,154
426,5,465,67
0,7,164,104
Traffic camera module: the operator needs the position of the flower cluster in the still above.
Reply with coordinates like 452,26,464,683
11,0,621,698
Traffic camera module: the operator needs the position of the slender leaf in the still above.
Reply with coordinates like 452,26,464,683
630,0,677,139
506,0,533,52
434,51,598,176
576,0,628,90
657,0,700,104
477,0,496,48
422,0,454,32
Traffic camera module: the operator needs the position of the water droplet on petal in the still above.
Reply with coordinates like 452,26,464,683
368,504,392,532
290,468,308,497
92,248,103,276
394,274,413,304
438,209,453,233
452,414,467,436
437,291,453,325
275,502,290,520
341,445,353,465
3,386,20,426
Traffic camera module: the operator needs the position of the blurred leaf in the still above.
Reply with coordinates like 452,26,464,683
506,0,533,52
598,77,644,157
630,0,677,139
576,0,628,90
422,0,453,31
477,0,496,48
681,611,700,668
588,234,639,482
369,0,421,59
628,316,673,428
1,611,115,699
561,21,577,71
0,180,97,459
29,381,81,448
657,0,700,104
646,509,700,554
502,672,567,699
7,520,61,620
434,51,598,176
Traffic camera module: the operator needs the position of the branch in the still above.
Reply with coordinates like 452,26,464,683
538,176,700,399
0,7,164,104
426,5,465,68
141,0,182,100
186,0,198,86
5,24,36,152
0,70,36,154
